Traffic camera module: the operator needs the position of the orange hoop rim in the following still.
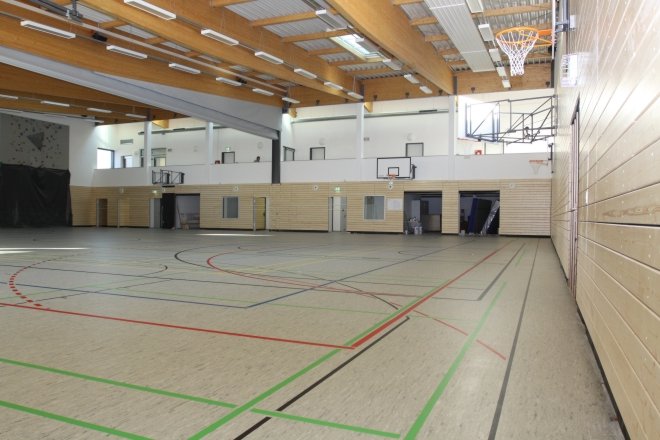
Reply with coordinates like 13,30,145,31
495,26,553,47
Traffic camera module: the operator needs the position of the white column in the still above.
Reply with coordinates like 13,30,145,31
144,120,152,184
447,96,456,180
205,121,213,183
355,103,365,180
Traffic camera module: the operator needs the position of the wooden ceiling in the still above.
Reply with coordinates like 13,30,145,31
0,0,553,124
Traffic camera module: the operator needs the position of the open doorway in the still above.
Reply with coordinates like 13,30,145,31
328,196,347,232
96,199,108,227
175,194,201,229
404,192,442,233
459,191,500,235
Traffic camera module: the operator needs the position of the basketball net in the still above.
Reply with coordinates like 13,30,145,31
529,159,547,175
496,27,540,76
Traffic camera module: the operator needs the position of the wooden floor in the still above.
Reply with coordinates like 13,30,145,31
0,228,624,440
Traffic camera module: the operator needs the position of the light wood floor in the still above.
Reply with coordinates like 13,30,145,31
0,228,624,439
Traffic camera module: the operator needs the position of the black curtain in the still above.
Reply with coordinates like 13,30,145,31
0,164,71,227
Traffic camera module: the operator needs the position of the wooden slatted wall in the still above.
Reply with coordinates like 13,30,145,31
75,179,549,235
552,0,660,438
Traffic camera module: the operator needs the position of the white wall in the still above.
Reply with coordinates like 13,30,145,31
215,128,271,163
291,119,357,160
364,112,449,157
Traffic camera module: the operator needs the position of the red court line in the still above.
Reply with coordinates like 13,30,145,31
0,302,352,350
350,243,511,348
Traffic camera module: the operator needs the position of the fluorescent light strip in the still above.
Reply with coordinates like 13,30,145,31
478,23,495,42
124,0,176,20
324,81,343,90
168,63,201,74
201,29,238,46
315,9,344,30
465,0,484,13
126,113,147,119
40,100,69,107
252,88,274,96
107,45,148,59
347,91,363,100
489,48,501,62
294,68,317,79
382,58,402,71
403,73,420,84
496,66,506,77
502,79,511,88
216,77,242,86
20,20,75,39
419,85,433,94
282,97,300,104
254,51,283,65
86,107,113,114
0,94,19,100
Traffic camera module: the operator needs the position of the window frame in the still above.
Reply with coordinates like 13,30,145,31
96,148,115,169
363,195,385,221
222,196,239,219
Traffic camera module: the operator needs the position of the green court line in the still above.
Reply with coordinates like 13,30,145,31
403,282,508,439
0,399,151,440
0,358,235,408
252,409,400,438
187,349,341,439
515,249,526,267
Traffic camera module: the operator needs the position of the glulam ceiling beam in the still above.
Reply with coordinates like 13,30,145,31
210,0,253,7
326,0,453,93
250,9,337,27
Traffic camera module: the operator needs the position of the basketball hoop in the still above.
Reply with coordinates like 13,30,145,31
496,27,552,76
529,159,548,175
387,173,396,190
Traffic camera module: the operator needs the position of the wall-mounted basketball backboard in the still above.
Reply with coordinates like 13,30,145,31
377,157,413,179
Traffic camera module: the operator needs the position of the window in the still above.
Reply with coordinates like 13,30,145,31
364,196,385,220
223,197,238,218
310,147,325,160
122,155,134,168
97,148,114,169
406,142,424,157
283,147,295,161
222,152,235,164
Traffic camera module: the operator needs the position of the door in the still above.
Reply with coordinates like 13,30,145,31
568,104,580,297
253,197,266,230
149,198,161,228
329,196,347,232
96,199,108,227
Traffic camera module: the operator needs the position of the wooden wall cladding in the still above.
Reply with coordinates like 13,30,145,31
75,179,550,236
70,186,94,226
551,0,660,437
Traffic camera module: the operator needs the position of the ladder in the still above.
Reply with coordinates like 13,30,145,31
480,201,500,235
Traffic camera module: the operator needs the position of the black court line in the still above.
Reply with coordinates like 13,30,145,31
430,243,526,302
488,239,540,440
234,317,410,439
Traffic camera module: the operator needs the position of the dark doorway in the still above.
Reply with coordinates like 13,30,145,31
161,193,176,229
459,191,500,235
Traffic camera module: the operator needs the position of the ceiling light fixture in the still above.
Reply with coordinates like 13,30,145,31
20,20,75,39
403,73,420,84
382,58,403,71
107,45,148,59
315,9,344,30
282,97,300,104
216,77,242,86
252,88,274,96
489,48,501,62
347,91,363,100
496,66,506,76
254,51,283,65
502,79,511,88
86,107,113,114
419,85,433,94
168,63,201,74
201,29,238,46
40,100,70,107
126,113,147,119
293,68,317,79
124,0,176,20
465,0,484,13
323,81,343,90
478,23,495,41
0,94,19,100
